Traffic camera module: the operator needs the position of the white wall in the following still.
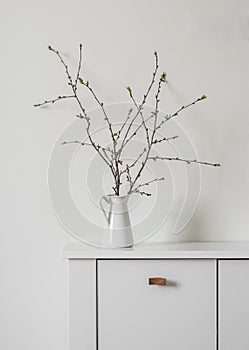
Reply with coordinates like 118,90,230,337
1,0,249,349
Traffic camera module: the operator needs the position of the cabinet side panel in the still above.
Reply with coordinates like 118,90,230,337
219,260,249,350
69,259,96,350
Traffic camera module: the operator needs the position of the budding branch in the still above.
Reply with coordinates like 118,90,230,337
34,45,220,196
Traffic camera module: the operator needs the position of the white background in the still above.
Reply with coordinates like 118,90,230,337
1,0,249,349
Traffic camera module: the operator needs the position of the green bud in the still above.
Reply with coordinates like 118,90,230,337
200,95,207,100
78,77,84,84
161,72,167,82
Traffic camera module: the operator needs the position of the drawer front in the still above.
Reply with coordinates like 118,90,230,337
98,259,216,350
219,260,249,350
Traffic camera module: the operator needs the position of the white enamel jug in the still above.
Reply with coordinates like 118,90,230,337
100,195,133,248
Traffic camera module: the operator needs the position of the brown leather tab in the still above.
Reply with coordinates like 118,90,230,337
148,277,167,285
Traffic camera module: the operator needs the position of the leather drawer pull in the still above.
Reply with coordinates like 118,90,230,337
148,277,167,286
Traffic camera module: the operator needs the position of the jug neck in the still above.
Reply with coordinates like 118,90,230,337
105,194,130,203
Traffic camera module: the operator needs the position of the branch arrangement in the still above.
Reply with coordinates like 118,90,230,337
34,44,220,196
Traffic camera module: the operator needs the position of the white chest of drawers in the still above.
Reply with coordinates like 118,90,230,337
63,241,249,350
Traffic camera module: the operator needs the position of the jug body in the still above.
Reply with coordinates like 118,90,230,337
100,195,133,248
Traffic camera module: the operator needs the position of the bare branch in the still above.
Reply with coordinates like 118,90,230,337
75,43,83,88
116,108,133,143
77,77,121,192
119,52,159,156
148,156,220,167
134,190,152,196
127,72,168,192
152,135,179,144
33,95,74,107
125,164,132,188
126,88,151,149
169,95,207,121
48,45,74,88
61,140,92,146
78,79,116,143
156,95,207,131
61,140,113,163
117,108,133,134
120,148,147,176
120,114,154,151
153,72,166,138
141,51,159,106
130,177,165,194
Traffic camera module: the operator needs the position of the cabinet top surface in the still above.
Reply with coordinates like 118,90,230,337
63,241,249,259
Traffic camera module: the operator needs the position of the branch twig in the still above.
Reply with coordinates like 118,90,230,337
152,135,179,144
148,156,220,167
33,95,74,107
131,177,165,194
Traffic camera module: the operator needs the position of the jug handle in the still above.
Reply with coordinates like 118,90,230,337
100,196,111,225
